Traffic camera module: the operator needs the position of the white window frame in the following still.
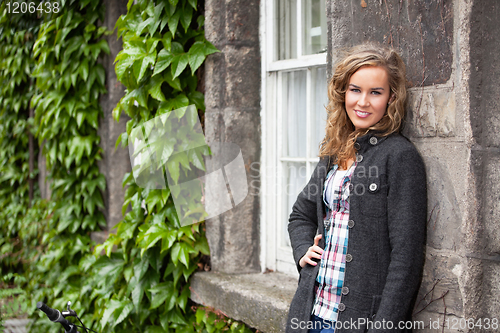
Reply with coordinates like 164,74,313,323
260,0,327,276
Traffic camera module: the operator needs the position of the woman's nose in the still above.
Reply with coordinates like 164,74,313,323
357,94,370,107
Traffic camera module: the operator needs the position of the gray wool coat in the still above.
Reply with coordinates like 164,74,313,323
286,132,427,333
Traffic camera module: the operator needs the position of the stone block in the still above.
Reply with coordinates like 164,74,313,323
413,141,467,251
405,86,456,138
224,45,261,109
327,0,453,86
225,0,259,43
204,0,226,47
482,260,500,322
204,46,260,111
204,52,226,110
190,271,297,333
483,153,500,254
414,250,463,319
469,0,500,148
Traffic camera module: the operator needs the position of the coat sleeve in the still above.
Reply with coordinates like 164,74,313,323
369,147,427,332
288,160,326,273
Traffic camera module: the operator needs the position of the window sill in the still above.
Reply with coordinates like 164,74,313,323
190,271,298,333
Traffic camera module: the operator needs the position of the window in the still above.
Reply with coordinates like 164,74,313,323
261,0,328,275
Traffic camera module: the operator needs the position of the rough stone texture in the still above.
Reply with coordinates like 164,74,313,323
483,153,500,254
414,250,463,318
2,319,31,333
405,86,456,138
468,0,500,326
96,0,130,234
190,272,296,333
204,0,261,273
415,141,467,251
37,142,51,200
327,0,453,86
204,110,261,273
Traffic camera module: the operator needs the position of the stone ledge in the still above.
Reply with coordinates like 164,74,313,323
190,271,297,333
3,319,31,333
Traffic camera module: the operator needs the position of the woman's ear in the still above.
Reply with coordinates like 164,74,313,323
388,94,395,105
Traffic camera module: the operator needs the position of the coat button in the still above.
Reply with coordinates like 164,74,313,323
348,220,355,228
342,286,349,295
338,303,346,312
349,183,354,191
369,137,378,145
369,183,378,192
346,254,353,262
354,142,361,150
356,154,363,162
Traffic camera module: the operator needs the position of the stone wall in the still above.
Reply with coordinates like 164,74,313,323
468,0,500,328
327,0,499,331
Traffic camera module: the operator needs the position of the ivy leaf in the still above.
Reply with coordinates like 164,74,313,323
138,52,156,82
153,49,173,76
188,0,197,10
154,2,165,22
203,41,220,56
167,9,181,37
115,301,134,326
96,38,110,55
129,87,148,108
167,158,180,184
188,91,205,111
148,80,166,102
171,53,189,79
137,17,155,35
163,70,182,91
171,41,184,54
79,58,89,81
188,41,205,75
180,5,193,32
149,282,174,309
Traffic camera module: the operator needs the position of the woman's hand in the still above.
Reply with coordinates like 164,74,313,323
299,234,323,268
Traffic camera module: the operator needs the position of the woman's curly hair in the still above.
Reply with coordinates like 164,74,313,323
319,43,407,169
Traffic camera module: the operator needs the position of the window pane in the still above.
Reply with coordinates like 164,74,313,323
283,70,307,158
302,0,327,56
310,66,328,157
283,162,308,247
276,0,297,60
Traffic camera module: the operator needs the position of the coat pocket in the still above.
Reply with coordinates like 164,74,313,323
357,175,388,217
370,295,382,319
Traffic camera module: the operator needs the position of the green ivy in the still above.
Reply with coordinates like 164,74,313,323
24,0,109,331
85,0,219,331
0,0,256,332
0,0,41,280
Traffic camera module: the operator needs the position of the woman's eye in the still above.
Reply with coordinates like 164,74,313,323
371,91,382,95
350,88,360,93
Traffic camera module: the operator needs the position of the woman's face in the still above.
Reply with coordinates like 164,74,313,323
345,66,392,130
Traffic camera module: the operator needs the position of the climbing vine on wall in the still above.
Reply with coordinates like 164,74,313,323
25,0,109,331
0,1,41,278
85,0,230,331
0,0,254,331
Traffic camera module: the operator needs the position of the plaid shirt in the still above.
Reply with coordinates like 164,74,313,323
312,162,356,322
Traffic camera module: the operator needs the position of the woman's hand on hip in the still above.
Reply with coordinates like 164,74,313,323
299,234,323,268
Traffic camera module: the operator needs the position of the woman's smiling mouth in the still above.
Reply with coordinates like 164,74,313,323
354,110,371,118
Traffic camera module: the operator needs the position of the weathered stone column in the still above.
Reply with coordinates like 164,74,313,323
204,0,261,273
95,0,130,241
467,0,500,328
